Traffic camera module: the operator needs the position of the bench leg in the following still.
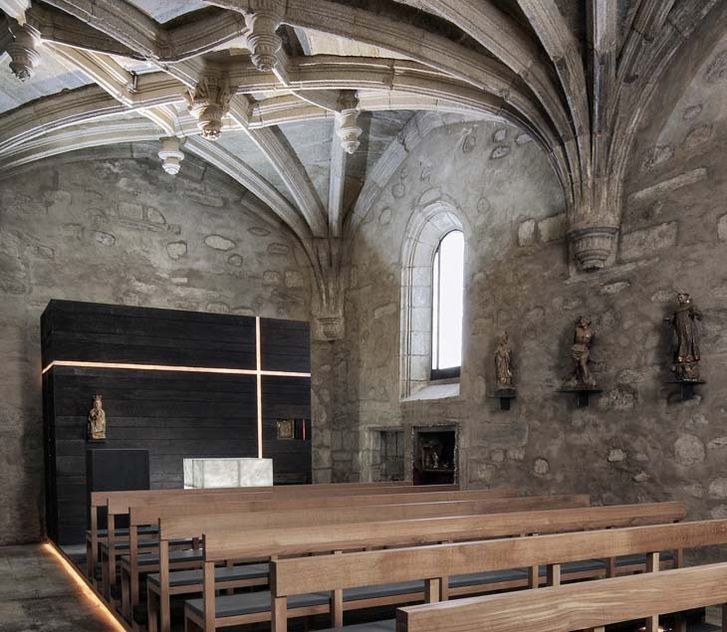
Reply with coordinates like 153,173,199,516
101,551,109,599
528,565,539,588
645,615,659,632
147,584,158,632
722,602,727,630
225,560,234,596
331,588,343,628
184,615,198,632
86,538,94,579
272,596,287,632
121,567,130,620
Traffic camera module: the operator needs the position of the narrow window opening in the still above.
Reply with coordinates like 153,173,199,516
430,230,464,380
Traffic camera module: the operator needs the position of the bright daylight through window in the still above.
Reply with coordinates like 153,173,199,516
431,230,464,378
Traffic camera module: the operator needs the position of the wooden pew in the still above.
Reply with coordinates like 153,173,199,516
395,523,727,632
116,488,537,618
183,501,686,631
99,485,494,596
274,517,727,631
86,482,463,577
143,495,589,631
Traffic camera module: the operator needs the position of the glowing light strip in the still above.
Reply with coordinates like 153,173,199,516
41,320,312,461
42,360,257,375
41,360,310,378
43,542,128,631
256,316,263,459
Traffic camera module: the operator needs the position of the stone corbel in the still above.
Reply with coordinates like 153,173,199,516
568,226,619,271
186,76,232,141
335,91,362,154
158,137,185,175
7,20,41,81
312,237,345,342
568,174,620,272
245,0,284,72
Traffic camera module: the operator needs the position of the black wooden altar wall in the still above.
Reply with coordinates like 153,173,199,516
42,300,311,544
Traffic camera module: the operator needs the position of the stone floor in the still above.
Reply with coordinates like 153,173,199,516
0,544,118,632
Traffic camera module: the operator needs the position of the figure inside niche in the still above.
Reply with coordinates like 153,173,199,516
420,439,443,470
667,291,703,382
565,316,597,388
494,330,514,390
88,394,106,440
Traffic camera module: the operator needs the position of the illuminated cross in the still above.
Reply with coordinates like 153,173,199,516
42,316,311,458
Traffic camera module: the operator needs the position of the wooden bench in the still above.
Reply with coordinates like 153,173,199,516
274,517,727,631
183,501,686,631
395,521,727,632
115,488,538,619
86,483,463,577
98,485,494,597
142,494,588,631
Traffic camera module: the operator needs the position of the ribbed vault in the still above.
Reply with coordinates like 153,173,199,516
0,0,724,338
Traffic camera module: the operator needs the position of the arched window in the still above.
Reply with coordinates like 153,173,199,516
400,199,465,399
431,230,464,379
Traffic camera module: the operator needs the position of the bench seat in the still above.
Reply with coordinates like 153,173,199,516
121,549,204,568
101,537,189,554
186,590,331,618
147,563,269,588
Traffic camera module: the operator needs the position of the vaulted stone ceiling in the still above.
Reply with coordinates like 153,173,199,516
0,0,724,340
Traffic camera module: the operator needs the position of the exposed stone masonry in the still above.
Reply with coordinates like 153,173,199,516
0,145,310,544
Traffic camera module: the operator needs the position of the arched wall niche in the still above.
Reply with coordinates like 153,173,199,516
399,196,468,399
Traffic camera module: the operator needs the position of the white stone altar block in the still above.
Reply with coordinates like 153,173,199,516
183,458,274,489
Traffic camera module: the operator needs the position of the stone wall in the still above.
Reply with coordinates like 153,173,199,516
332,67,727,521
0,144,311,544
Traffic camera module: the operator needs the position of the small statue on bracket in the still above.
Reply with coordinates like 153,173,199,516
667,291,703,382
494,330,514,390
565,315,597,388
88,394,107,441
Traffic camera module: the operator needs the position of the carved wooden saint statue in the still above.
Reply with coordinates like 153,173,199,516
566,316,596,388
668,292,703,382
494,331,514,390
88,394,106,440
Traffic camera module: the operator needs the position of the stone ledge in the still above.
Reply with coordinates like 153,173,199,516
402,381,460,402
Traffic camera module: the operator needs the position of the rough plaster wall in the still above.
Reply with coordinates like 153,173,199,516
0,144,311,544
334,70,727,520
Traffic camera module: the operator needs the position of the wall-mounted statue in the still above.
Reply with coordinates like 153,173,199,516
494,331,514,390
667,292,703,382
565,316,597,388
88,394,107,440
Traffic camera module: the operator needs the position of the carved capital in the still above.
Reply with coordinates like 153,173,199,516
245,2,283,72
186,77,231,141
158,137,185,175
568,226,618,272
7,22,41,82
313,314,345,342
335,91,362,154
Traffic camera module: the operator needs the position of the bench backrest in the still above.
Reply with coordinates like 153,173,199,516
272,518,727,597
90,482,462,508
202,501,686,562
396,559,727,632
155,494,590,539
113,487,514,515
